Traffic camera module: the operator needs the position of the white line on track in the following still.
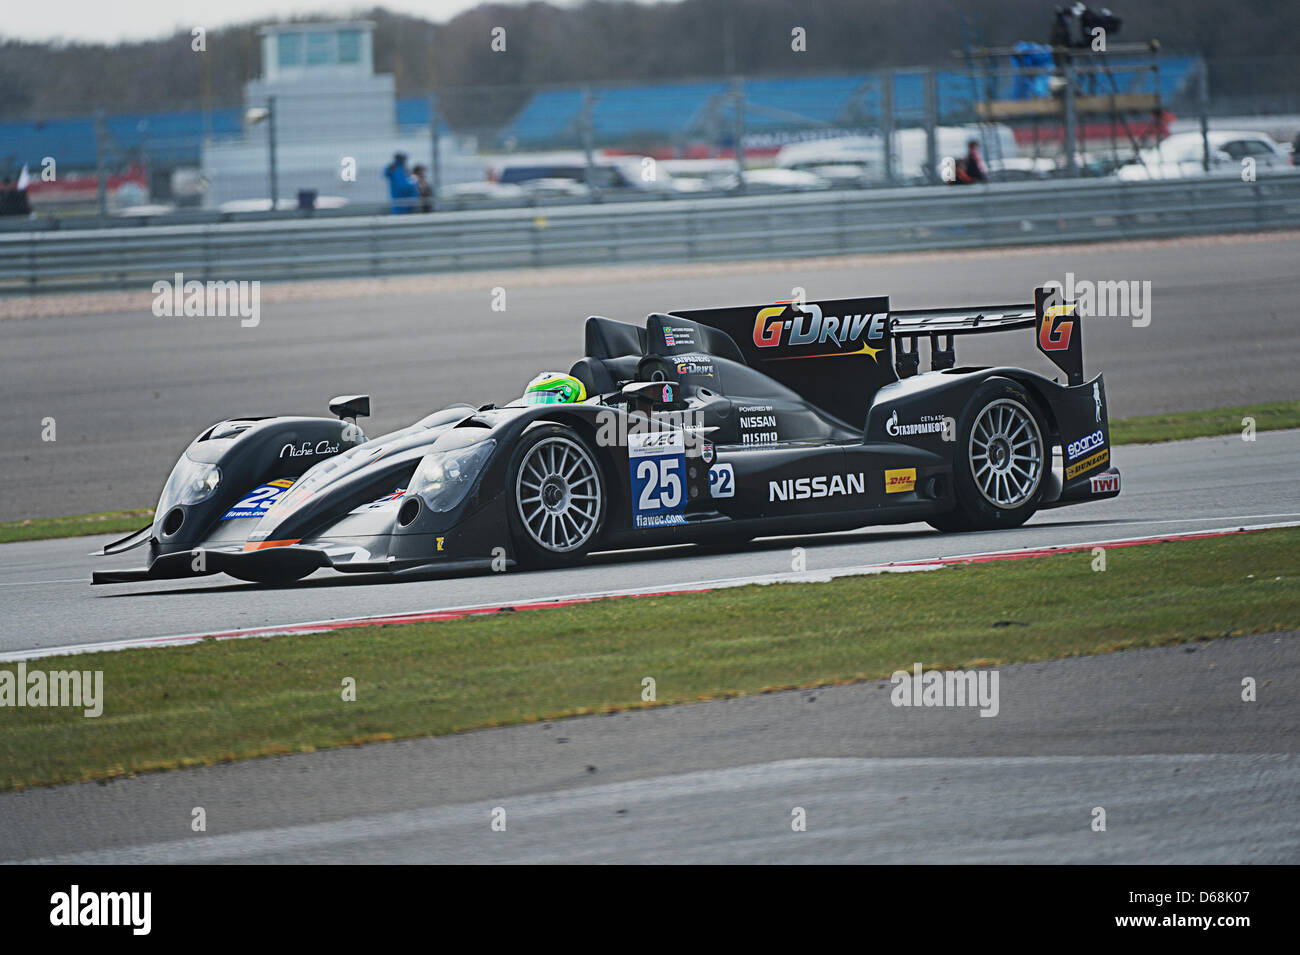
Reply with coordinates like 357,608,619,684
2,511,1300,587
3,518,1296,664
0,578,86,587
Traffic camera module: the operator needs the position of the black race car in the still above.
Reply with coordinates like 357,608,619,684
94,287,1120,585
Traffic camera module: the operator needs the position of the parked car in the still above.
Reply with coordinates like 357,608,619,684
1116,131,1294,180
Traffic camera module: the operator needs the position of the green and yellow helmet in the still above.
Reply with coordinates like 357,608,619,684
522,372,587,405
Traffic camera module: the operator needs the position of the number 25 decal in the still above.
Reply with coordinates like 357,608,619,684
1038,304,1075,352
636,458,683,511
231,485,281,511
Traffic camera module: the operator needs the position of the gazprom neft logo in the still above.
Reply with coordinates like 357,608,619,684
50,886,151,935
0,663,102,717
151,272,260,327
890,663,999,717
769,472,865,502
885,410,947,437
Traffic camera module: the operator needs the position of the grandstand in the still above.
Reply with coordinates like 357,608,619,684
1,58,1200,184
495,58,1199,150
0,109,244,174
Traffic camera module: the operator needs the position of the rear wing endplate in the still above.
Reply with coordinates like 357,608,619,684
889,287,1083,385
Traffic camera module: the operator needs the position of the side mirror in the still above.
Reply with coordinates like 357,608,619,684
329,394,370,420
621,380,687,409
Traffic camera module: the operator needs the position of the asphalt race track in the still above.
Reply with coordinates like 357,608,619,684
3,632,1297,863
1,233,1298,864
0,428,1297,656
1,232,1297,521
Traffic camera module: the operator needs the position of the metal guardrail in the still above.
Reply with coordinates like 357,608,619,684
2,176,1298,293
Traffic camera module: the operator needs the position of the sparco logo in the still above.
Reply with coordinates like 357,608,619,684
753,304,886,359
1066,429,1104,461
885,410,946,437
769,472,865,501
281,440,341,458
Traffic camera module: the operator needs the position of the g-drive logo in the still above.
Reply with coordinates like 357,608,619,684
50,886,151,935
753,304,886,359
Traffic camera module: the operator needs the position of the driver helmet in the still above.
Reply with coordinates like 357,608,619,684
522,372,587,405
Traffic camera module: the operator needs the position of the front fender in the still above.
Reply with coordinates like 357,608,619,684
150,416,365,556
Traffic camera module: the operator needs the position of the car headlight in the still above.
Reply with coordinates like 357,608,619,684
410,439,495,512
159,456,222,507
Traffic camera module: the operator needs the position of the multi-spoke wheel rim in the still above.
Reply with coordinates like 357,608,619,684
968,399,1043,509
515,436,602,553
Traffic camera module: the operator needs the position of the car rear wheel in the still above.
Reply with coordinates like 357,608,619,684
929,379,1047,533
508,425,606,567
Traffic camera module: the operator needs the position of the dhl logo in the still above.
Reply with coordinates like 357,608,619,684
884,467,917,494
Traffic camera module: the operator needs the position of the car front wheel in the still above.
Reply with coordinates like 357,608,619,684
507,424,606,566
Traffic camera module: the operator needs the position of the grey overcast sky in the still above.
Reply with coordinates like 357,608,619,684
2,1,566,43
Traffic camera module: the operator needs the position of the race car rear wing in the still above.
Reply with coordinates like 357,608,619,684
890,287,1084,385
669,286,1082,426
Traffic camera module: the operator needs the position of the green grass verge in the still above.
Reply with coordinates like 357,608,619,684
4,401,1296,545
1108,400,1300,446
0,509,153,545
1,528,1296,791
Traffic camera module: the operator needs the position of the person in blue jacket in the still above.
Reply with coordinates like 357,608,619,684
383,152,417,214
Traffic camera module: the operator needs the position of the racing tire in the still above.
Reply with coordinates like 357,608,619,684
507,424,607,568
928,379,1048,533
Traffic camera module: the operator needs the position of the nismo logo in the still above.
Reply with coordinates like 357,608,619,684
753,304,887,360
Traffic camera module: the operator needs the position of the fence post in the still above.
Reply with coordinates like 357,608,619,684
1062,61,1078,177
430,96,442,212
580,87,596,194
731,77,746,192
267,96,279,210
924,69,939,185
95,108,108,221
881,72,895,186
1198,61,1211,172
